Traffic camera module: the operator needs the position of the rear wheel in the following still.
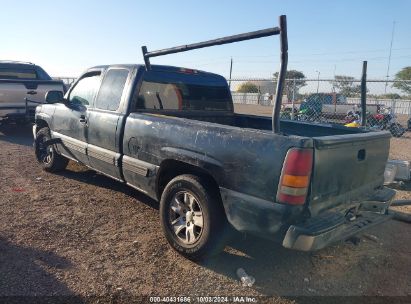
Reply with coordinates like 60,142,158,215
35,127,68,172
160,174,227,260
389,123,405,137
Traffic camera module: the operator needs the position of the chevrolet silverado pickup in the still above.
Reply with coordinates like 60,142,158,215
33,16,395,260
0,61,65,123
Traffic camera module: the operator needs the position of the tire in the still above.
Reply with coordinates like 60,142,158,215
35,127,69,172
297,114,307,121
160,174,227,260
280,112,291,120
389,123,405,138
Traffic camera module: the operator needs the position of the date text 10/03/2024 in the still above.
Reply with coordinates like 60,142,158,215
149,296,258,303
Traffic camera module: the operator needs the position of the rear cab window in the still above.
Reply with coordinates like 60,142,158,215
0,68,38,80
136,69,232,112
0,63,54,80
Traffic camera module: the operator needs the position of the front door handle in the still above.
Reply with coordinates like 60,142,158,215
79,115,88,125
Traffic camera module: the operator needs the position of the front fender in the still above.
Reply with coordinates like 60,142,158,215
35,104,56,127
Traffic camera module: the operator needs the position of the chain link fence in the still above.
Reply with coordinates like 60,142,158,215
230,78,411,137
52,75,411,137
53,77,77,89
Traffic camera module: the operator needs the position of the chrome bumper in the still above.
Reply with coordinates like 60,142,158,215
32,124,37,139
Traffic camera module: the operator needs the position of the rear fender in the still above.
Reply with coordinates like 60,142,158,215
160,146,224,183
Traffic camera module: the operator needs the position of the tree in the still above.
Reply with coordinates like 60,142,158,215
379,93,401,100
273,70,306,101
237,82,259,93
393,67,411,94
331,75,361,97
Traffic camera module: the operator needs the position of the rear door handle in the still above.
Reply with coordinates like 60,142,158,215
27,91,37,95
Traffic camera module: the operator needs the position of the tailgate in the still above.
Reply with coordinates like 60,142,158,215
26,82,64,105
0,82,27,108
309,131,391,215
0,80,64,109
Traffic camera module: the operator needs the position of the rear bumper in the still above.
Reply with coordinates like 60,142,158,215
0,108,26,118
219,187,303,238
0,106,36,120
282,187,396,251
220,186,396,249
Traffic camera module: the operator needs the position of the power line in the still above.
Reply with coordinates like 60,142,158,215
385,21,396,92
226,47,411,58
213,54,411,65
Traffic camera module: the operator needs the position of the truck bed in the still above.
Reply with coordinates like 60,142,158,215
125,111,390,230
152,111,365,137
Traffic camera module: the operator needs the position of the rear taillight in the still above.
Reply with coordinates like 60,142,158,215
277,148,313,205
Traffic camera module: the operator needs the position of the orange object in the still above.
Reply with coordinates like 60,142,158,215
282,174,310,188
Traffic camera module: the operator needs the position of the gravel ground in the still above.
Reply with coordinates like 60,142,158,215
0,119,410,302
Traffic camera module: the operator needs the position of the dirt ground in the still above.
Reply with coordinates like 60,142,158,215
0,115,410,302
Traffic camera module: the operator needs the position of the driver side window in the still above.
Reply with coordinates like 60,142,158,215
69,73,101,107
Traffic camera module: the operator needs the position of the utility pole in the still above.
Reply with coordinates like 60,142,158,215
361,61,368,126
316,70,320,93
385,21,396,93
229,57,233,89
291,78,296,119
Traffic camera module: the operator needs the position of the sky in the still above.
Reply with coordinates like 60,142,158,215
1,0,410,80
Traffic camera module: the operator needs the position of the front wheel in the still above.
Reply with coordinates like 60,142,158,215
160,174,227,260
35,127,69,172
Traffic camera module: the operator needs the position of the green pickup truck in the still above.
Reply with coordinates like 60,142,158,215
32,16,396,260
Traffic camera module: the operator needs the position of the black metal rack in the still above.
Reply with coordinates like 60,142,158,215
141,15,288,133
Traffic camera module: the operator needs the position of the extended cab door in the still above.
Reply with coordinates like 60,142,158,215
52,71,101,165
86,68,131,180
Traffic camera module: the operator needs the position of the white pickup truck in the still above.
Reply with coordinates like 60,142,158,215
0,61,65,124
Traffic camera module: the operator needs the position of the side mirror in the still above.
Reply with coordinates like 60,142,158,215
45,90,64,104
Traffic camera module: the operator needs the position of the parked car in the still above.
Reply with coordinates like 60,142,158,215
282,93,349,122
0,61,65,124
298,93,347,120
33,21,395,260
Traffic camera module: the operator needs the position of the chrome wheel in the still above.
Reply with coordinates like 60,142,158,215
169,191,204,245
37,136,53,164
